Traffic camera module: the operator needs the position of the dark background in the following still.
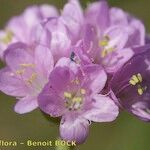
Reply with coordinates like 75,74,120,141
0,0,150,150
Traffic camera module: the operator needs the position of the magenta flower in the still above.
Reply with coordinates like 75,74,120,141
110,45,150,121
0,4,58,59
38,58,119,143
0,43,54,114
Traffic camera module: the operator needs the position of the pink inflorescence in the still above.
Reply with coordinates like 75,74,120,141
0,0,149,144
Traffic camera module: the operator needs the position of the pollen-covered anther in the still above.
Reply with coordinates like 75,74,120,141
64,92,72,99
101,47,115,58
15,69,25,75
80,88,86,95
20,63,35,68
129,73,143,85
64,91,83,111
99,36,115,58
99,40,108,47
137,86,144,95
137,85,147,96
26,73,37,85
71,78,80,85
137,73,142,82
129,73,147,95
99,35,110,47
72,97,82,103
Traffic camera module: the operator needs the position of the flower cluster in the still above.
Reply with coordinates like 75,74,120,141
0,0,149,144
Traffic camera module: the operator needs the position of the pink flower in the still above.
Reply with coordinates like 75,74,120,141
0,43,54,114
0,4,58,58
38,58,119,143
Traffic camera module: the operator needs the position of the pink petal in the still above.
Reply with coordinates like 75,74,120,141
84,94,119,122
38,81,66,117
104,25,129,50
34,45,54,79
14,96,38,114
39,4,59,18
4,43,33,71
0,67,28,97
45,18,71,61
61,0,83,42
56,57,78,74
110,8,128,25
60,114,89,144
83,65,107,93
106,48,134,73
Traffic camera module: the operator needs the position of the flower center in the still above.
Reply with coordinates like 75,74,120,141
10,63,37,86
99,35,115,58
129,73,147,95
64,88,86,111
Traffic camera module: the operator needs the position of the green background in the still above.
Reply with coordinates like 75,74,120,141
0,0,150,150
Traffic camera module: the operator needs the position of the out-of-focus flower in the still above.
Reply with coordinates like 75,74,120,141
38,58,119,144
75,0,145,73
34,0,83,62
0,43,54,114
0,4,58,59
110,45,150,121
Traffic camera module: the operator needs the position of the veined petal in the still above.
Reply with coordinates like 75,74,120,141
4,42,33,71
84,94,119,122
110,8,128,25
21,5,58,32
105,48,134,73
83,65,107,93
60,114,89,144
61,0,83,42
39,4,59,18
44,18,71,61
7,16,27,42
0,67,29,97
38,81,66,117
48,67,73,92
126,19,145,46
34,45,54,79
131,101,150,122
56,57,78,74
14,95,38,114
30,20,52,46
86,0,110,31
103,25,129,50
97,0,110,31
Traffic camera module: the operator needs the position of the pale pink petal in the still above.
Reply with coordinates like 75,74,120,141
14,96,38,114
60,114,89,144
84,94,119,122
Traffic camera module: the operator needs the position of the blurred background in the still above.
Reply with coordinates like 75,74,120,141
0,0,150,149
